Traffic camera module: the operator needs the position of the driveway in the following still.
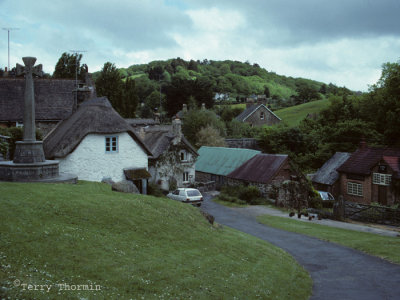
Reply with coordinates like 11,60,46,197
201,194,400,300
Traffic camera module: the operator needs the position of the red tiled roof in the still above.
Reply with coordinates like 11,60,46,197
227,153,288,184
337,146,400,178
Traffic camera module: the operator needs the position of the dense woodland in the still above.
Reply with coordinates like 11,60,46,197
25,53,399,173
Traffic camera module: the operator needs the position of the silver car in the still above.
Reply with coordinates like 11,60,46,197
167,188,203,207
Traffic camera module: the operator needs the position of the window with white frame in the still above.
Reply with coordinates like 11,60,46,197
105,136,118,153
183,172,189,183
180,150,187,161
347,182,363,196
373,173,392,186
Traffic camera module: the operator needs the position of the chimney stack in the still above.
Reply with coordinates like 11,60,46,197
172,116,182,145
201,103,206,110
360,138,367,149
182,104,187,113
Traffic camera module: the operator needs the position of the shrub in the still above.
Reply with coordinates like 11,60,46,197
148,182,166,197
220,184,262,205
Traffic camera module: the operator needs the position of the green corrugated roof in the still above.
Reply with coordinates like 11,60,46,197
196,147,261,176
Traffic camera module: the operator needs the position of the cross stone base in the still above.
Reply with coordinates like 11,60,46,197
13,141,46,163
0,160,77,183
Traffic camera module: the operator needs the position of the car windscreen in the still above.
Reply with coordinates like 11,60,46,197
187,190,201,197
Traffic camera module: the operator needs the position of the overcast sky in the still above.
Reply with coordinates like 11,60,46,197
1,0,400,91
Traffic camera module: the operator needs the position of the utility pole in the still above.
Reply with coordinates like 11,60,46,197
69,50,87,106
2,28,19,71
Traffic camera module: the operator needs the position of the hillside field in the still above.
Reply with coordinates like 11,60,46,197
275,99,330,127
0,181,311,299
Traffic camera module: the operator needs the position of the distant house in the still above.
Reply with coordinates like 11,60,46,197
43,97,152,192
337,143,400,205
226,153,293,196
235,99,281,127
137,118,198,191
195,147,260,187
312,152,351,198
0,77,94,136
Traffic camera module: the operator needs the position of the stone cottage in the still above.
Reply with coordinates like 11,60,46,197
136,117,198,191
235,99,281,127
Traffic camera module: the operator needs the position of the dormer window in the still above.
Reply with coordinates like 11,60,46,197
180,150,187,161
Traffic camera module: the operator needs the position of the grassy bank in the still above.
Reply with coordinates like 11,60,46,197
0,181,311,299
258,215,400,264
275,99,329,127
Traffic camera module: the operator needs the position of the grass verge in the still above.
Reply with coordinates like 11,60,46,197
257,215,400,264
0,181,311,299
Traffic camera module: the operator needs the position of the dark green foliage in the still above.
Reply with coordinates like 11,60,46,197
0,127,42,159
219,185,263,205
95,62,139,117
181,109,226,146
165,76,214,116
53,52,87,80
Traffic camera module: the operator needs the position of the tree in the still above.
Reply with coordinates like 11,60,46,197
196,125,227,147
95,62,124,114
122,78,139,118
182,109,226,145
264,86,270,98
53,52,87,80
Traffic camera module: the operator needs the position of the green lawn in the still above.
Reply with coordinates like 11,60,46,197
0,181,311,299
275,99,329,127
258,215,400,264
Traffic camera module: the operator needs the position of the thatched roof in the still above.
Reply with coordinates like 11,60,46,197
124,168,151,180
43,97,152,158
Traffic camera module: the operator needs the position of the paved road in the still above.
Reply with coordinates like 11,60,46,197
201,195,400,300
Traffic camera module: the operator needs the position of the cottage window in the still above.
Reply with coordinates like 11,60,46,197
180,150,187,161
183,172,189,183
373,173,391,186
105,136,118,153
260,112,265,120
347,182,363,196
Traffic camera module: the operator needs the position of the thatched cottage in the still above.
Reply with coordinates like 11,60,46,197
43,97,152,190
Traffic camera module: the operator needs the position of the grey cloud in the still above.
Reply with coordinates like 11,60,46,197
187,0,400,46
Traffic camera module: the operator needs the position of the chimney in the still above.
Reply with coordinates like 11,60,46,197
182,104,187,113
172,116,182,145
138,127,146,140
201,103,206,110
246,98,254,109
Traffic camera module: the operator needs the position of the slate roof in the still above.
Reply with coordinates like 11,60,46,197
312,152,351,185
235,104,281,122
140,125,197,159
227,153,288,184
0,78,76,122
337,146,400,179
43,97,152,158
196,147,260,176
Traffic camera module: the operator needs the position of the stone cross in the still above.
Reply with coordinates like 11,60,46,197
16,57,43,141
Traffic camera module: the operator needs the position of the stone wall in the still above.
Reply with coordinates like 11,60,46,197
345,201,400,226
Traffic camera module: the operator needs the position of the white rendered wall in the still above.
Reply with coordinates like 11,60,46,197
59,132,148,182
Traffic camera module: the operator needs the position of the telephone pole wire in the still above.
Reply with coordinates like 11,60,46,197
2,28,19,70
